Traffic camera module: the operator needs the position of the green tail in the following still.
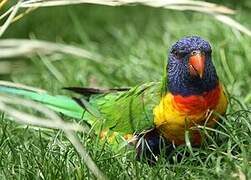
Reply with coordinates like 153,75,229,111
0,81,159,135
0,85,85,119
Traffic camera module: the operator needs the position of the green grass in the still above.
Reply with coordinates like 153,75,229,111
1,3,251,179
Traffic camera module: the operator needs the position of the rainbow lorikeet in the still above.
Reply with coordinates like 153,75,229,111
0,36,228,162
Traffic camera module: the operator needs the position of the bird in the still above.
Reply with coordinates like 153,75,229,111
0,36,228,163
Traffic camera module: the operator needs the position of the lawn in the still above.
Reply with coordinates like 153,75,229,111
0,1,251,179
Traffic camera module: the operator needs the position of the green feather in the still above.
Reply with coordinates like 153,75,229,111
0,86,85,119
86,82,161,134
0,82,162,135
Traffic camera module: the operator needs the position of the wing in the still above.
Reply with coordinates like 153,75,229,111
67,82,162,135
74,82,163,153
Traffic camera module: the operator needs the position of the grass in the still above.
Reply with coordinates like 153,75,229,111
0,1,251,179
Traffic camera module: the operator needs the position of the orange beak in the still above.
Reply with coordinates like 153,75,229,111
189,51,205,79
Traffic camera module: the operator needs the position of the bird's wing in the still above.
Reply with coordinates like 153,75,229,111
74,82,163,152
84,82,162,134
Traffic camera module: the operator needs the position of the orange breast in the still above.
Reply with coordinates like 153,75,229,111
154,84,227,145
173,85,221,114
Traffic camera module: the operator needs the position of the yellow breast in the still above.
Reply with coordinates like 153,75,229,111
153,84,228,145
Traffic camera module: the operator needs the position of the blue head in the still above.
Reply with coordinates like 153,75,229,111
167,36,218,96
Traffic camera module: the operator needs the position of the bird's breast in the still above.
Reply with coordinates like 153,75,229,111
153,84,227,145
172,84,221,114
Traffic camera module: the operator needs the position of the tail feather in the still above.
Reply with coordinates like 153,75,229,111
63,87,130,96
0,85,85,119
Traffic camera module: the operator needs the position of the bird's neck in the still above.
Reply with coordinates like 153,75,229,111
171,83,221,114
168,78,219,97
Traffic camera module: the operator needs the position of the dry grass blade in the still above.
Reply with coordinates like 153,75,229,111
160,5,231,14
0,0,234,21
20,0,235,14
64,131,108,180
12,6,38,22
0,80,46,93
21,0,122,7
0,0,9,9
214,14,251,37
0,6,13,20
0,60,26,74
20,0,251,37
0,0,22,37
0,1,38,22
0,95,107,179
3,0,251,38
143,0,234,14
0,39,102,61
2,0,251,38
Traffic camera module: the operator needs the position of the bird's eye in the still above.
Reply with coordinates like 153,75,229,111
202,47,211,54
173,50,187,59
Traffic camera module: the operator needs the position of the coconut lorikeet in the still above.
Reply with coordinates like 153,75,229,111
0,36,228,162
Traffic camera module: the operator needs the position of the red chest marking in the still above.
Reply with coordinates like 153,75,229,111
173,85,221,114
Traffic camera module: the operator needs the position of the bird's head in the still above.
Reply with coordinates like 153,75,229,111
167,36,218,96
